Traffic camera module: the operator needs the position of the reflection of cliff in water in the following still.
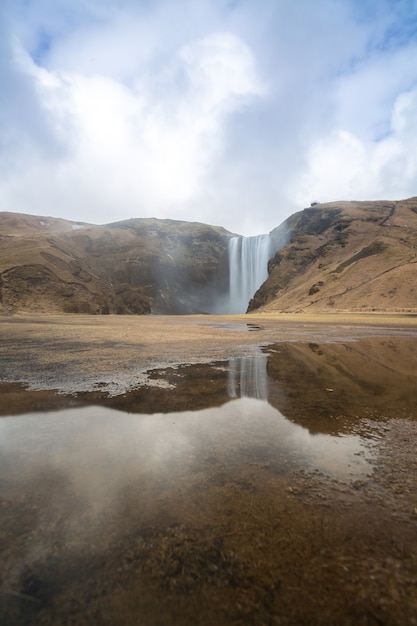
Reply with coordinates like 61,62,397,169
265,337,417,434
2,337,417,438
225,337,417,435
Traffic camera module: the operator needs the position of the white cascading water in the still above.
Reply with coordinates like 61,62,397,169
228,234,271,313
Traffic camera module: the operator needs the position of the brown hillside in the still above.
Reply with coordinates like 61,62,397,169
249,197,417,313
0,213,232,315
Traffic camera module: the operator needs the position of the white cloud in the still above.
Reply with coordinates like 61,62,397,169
293,84,417,206
0,29,263,223
374,87,417,193
1,0,417,234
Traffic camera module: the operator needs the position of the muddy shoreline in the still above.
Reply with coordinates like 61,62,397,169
1,313,417,397
1,314,417,625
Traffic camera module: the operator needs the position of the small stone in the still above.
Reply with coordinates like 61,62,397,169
352,480,367,490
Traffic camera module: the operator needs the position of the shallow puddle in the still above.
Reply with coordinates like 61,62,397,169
1,337,417,625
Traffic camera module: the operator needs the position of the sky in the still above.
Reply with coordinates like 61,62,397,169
1,0,417,236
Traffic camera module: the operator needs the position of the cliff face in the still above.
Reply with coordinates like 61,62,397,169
0,213,232,315
249,197,417,313
3,196,417,316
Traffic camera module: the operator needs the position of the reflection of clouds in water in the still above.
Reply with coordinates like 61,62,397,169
0,406,194,509
228,354,268,400
0,398,371,507
0,399,372,588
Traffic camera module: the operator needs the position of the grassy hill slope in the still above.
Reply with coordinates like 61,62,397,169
250,197,417,313
0,213,232,314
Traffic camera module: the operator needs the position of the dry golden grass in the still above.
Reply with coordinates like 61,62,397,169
255,197,417,314
249,310,417,325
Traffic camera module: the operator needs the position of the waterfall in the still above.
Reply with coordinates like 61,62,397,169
228,234,271,313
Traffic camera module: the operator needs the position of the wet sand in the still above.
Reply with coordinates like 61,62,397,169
1,313,417,625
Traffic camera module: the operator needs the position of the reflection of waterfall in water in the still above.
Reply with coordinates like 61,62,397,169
228,234,271,313
228,354,268,400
